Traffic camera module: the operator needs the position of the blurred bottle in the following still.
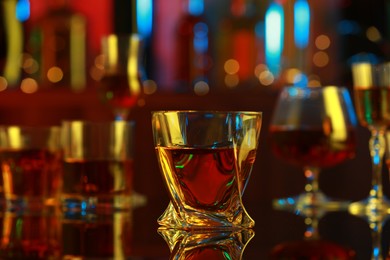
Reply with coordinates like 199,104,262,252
214,0,262,90
0,0,25,89
28,0,86,91
174,0,212,93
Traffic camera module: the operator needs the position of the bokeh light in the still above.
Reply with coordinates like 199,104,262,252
224,74,239,88
366,26,381,42
259,70,274,86
0,77,8,91
20,78,38,93
143,79,157,95
313,51,329,67
315,35,330,50
47,66,63,83
224,59,240,75
22,53,39,74
194,80,209,95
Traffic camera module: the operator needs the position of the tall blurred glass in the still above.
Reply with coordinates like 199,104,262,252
98,34,143,120
61,121,135,213
350,62,390,215
152,111,262,229
0,125,62,211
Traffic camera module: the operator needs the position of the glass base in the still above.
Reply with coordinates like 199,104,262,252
273,191,350,213
158,201,255,230
62,192,147,214
5,197,54,212
348,195,390,219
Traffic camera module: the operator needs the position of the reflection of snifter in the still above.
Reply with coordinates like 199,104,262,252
158,228,254,260
269,211,356,259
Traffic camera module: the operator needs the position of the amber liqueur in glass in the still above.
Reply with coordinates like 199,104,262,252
62,159,133,201
156,147,255,212
269,126,356,168
99,73,141,114
354,87,390,128
0,148,62,200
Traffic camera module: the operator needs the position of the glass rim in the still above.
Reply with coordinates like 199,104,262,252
61,120,135,126
0,125,60,130
151,110,262,115
282,85,348,90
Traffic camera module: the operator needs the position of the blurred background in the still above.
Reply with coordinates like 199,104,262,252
1,0,390,256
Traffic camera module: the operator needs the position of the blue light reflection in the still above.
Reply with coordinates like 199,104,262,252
188,0,204,16
16,0,30,22
136,0,153,38
294,0,310,49
265,3,284,76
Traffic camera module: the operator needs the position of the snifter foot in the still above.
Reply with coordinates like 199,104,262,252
273,191,350,213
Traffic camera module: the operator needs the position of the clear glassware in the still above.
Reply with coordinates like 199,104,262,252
152,111,262,230
349,62,390,216
269,86,357,211
61,120,137,213
158,228,254,259
98,34,144,121
0,125,62,211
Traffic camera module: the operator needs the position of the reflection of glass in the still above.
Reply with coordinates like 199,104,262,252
159,228,254,260
349,62,390,215
269,86,357,210
61,121,137,213
0,211,62,259
0,126,62,211
269,211,356,259
99,34,143,121
152,111,262,229
62,211,132,259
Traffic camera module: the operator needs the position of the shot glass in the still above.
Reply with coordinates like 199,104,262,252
152,111,262,230
61,120,135,213
0,125,62,211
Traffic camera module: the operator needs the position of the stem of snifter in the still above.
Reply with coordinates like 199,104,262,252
303,215,320,241
302,166,324,206
369,129,385,202
304,167,320,194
